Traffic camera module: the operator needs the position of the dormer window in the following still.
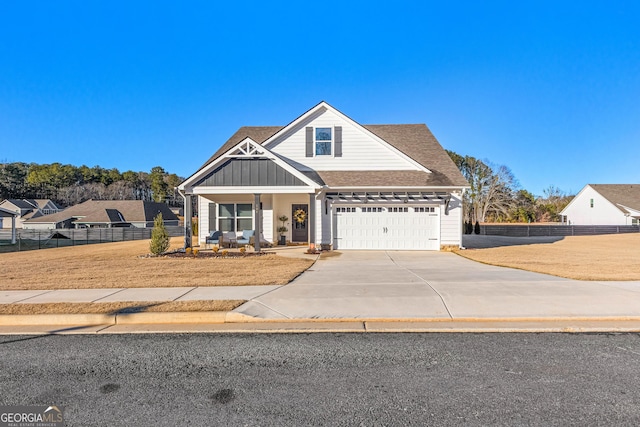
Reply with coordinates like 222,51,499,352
315,127,332,156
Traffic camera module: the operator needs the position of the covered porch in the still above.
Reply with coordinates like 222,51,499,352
185,190,319,252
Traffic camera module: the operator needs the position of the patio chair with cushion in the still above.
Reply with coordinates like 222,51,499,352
205,231,222,248
236,229,254,246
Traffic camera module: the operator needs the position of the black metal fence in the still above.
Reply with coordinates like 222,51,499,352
480,224,640,237
0,226,184,252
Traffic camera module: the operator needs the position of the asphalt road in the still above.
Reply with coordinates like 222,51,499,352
1,333,640,426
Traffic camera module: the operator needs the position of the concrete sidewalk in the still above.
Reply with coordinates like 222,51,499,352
0,285,280,304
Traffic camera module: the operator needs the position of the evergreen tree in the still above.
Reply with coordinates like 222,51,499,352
149,213,170,255
474,220,481,235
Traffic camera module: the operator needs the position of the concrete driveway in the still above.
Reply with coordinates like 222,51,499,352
234,251,640,319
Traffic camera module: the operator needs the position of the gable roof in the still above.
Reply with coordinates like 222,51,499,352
0,206,18,217
590,184,640,214
24,200,178,224
0,199,63,213
193,124,467,188
1,199,37,211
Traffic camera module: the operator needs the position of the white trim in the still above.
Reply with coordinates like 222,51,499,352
313,125,334,158
193,186,316,195
617,203,640,216
262,101,431,173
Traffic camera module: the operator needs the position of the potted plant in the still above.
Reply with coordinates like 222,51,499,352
277,215,288,246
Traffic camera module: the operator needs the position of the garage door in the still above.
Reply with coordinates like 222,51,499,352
334,205,440,250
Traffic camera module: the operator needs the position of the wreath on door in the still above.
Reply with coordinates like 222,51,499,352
293,208,307,224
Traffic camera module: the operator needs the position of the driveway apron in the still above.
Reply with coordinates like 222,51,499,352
233,251,640,320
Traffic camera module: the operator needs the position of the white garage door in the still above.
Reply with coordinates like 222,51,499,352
334,205,440,250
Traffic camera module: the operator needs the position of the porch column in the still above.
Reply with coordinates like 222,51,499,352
11,216,16,244
254,194,261,252
308,193,316,247
184,194,192,249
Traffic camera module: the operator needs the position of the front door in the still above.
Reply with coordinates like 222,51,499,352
291,204,308,242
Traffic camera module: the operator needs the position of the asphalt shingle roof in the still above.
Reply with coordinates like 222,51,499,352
196,124,467,188
25,200,178,224
590,184,640,213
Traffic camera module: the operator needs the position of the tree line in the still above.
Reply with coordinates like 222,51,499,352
446,151,574,224
0,162,184,207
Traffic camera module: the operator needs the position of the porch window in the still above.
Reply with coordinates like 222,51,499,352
218,203,252,232
315,127,332,156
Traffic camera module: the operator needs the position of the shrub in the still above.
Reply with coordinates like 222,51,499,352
212,245,219,253
185,247,192,255
474,220,481,235
221,249,228,257
193,249,199,257
150,213,170,255
239,246,247,255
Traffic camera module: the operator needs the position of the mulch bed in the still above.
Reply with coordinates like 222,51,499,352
163,251,276,258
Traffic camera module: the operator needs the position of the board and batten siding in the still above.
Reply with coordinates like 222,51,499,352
439,193,463,247
267,108,419,171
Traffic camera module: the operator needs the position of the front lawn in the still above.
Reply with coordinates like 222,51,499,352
455,233,640,281
0,237,314,290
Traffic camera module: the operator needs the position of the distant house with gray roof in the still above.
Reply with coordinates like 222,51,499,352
23,200,179,230
560,184,640,225
0,199,63,229
179,101,469,250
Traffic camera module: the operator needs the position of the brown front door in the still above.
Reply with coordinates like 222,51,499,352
291,204,308,242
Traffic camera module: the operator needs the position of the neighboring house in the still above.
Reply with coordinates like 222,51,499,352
22,200,179,230
178,101,469,250
560,184,640,225
0,206,18,243
0,199,63,229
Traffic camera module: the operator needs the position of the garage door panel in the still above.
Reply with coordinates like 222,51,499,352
335,206,440,250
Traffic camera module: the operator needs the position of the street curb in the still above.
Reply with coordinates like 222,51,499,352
0,313,115,326
3,312,640,330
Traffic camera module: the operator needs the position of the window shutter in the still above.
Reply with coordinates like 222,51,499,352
334,126,342,157
305,127,313,157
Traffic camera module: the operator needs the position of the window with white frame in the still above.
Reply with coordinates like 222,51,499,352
315,127,332,156
218,203,252,232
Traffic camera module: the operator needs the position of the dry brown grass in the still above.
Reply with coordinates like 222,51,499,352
0,300,245,315
456,233,640,280
0,237,314,290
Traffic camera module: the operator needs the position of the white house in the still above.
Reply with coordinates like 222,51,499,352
179,102,469,251
561,184,640,225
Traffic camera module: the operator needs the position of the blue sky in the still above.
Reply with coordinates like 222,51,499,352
1,1,638,196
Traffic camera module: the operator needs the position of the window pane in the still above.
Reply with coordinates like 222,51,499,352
237,218,252,231
219,203,235,217
218,218,234,232
237,203,252,217
316,141,331,155
316,128,332,141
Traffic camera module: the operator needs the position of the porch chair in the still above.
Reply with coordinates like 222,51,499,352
236,229,254,246
205,231,222,248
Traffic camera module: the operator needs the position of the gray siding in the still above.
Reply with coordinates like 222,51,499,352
195,159,307,187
